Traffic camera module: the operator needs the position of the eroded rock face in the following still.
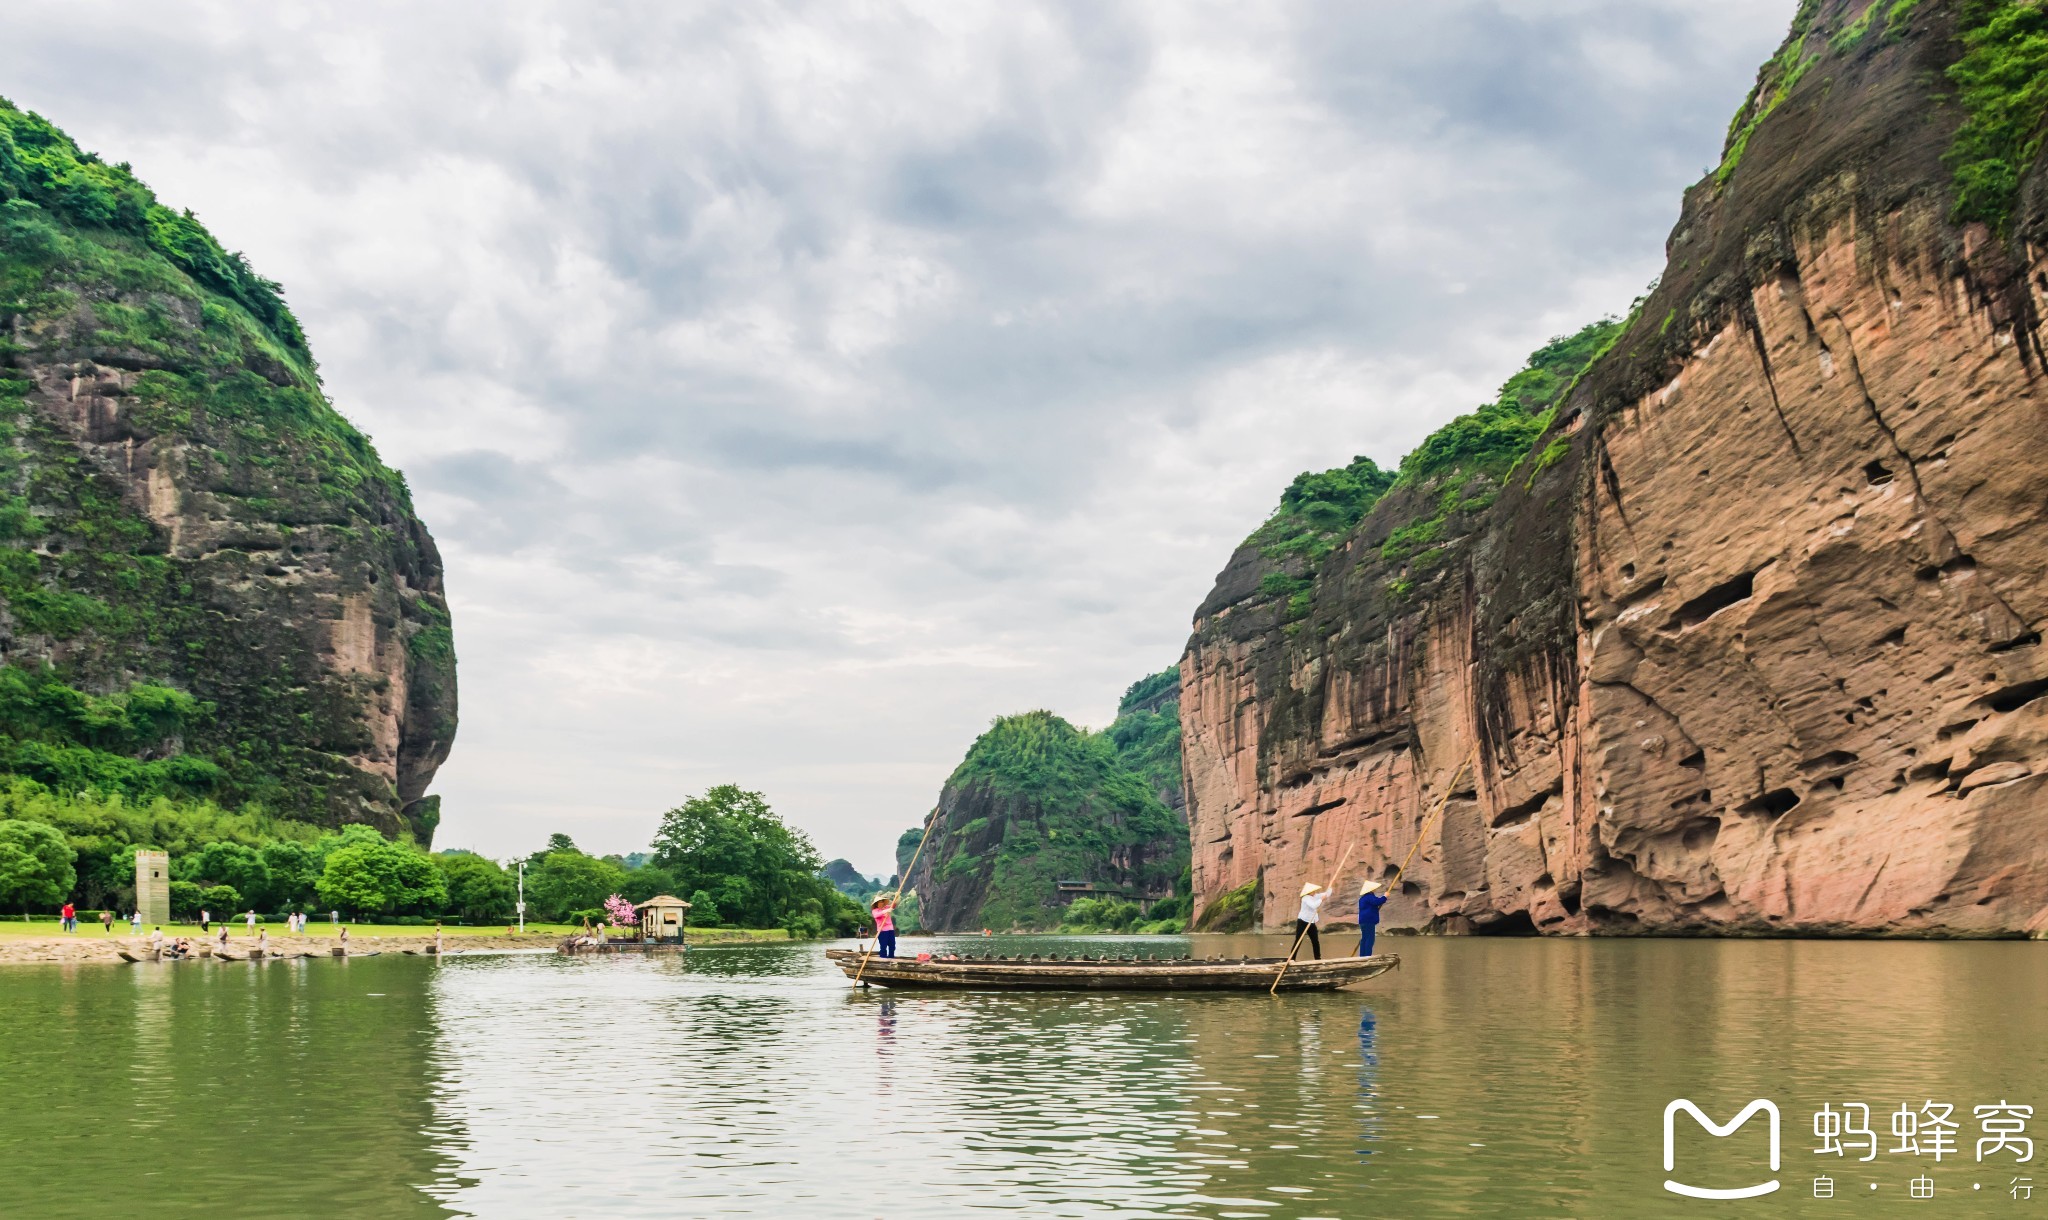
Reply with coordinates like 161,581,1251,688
1181,0,2048,936
0,99,456,839
6,350,458,839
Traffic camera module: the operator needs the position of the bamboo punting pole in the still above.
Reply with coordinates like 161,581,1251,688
1389,754,1475,893
853,809,940,986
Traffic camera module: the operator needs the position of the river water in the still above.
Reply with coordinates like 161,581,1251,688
1,934,2043,1217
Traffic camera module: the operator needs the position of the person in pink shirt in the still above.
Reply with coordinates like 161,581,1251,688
870,895,898,958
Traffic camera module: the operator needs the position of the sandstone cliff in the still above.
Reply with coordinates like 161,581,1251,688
1182,0,2048,937
908,693,1187,932
0,99,455,839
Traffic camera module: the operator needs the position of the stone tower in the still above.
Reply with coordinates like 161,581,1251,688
135,851,170,926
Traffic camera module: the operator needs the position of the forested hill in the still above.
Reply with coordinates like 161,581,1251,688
0,98,456,851
900,670,1190,931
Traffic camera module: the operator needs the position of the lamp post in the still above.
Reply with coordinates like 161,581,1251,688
517,861,526,933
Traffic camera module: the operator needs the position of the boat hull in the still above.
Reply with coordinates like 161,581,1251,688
825,949,1398,992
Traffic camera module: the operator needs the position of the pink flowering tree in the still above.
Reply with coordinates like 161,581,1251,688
603,893,637,929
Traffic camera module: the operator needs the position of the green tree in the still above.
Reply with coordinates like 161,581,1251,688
0,818,75,911
524,850,625,922
168,879,203,918
435,852,514,922
315,839,447,916
258,841,318,910
686,889,720,926
650,785,841,933
183,841,269,907
621,864,681,904
200,884,240,914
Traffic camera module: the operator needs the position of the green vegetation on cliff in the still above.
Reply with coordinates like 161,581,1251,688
1194,875,1260,933
1233,319,1621,619
1399,320,1621,486
1370,320,1619,600
1717,0,1826,185
917,705,1187,932
1711,0,2048,232
0,103,306,359
1247,455,1396,567
1105,667,1184,809
0,97,455,838
1947,0,2048,229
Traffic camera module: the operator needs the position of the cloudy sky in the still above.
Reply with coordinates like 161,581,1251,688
0,0,1788,873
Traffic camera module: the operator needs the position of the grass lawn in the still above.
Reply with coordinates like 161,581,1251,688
0,917,792,941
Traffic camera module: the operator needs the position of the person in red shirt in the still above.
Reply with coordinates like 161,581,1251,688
60,902,75,933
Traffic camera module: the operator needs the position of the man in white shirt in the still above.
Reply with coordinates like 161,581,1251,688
1294,882,1326,960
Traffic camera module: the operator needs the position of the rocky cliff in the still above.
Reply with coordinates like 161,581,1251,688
907,685,1188,932
0,99,455,839
1182,0,2048,937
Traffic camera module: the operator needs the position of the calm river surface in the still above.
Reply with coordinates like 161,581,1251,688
2,934,2044,1217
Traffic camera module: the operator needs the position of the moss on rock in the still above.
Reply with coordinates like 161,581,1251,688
0,98,455,839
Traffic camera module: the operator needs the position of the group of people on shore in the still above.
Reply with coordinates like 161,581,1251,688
60,907,335,935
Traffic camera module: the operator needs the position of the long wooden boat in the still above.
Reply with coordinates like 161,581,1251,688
825,948,1398,992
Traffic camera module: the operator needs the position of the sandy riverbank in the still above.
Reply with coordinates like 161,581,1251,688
0,927,791,966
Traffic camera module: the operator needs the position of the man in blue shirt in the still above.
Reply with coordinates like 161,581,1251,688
1356,881,1388,957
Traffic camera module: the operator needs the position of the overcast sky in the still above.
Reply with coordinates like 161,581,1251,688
0,1,1789,874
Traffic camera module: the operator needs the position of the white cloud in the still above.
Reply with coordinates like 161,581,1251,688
0,0,1787,872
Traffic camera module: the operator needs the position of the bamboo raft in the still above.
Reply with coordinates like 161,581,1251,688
826,948,1399,992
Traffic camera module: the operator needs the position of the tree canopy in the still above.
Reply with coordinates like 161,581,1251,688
651,785,862,936
435,852,514,922
0,818,74,911
315,835,447,917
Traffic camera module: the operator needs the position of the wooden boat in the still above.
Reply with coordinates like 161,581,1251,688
824,948,1399,992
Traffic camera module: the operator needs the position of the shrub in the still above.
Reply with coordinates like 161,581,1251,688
1195,876,1261,933
1060,896,1142,933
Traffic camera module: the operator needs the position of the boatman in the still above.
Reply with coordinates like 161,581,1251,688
871,894,898,959
1356,880,1387,957
1294,882,1326,960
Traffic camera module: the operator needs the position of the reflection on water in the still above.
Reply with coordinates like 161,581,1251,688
1,935,2044,1217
